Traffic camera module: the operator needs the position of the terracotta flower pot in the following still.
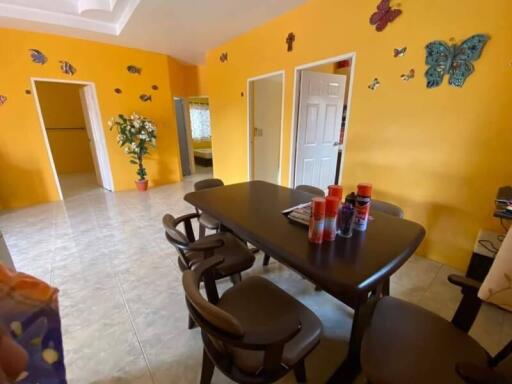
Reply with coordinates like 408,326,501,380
135,179,149,192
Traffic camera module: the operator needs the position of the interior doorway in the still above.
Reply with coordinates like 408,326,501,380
32,78,114,199
248,71,284,184
290,54,356,189
174,96,213,177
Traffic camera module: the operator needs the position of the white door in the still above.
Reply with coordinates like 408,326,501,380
251,75,283,183
79,85,114,191
294,70,346,189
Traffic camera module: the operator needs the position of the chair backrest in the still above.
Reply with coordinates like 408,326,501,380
162,214,190,250
194,178,224,192
183,256,244,337
371,200,404,219
295,184,325,197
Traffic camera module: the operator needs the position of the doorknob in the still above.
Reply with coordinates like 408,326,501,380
333,141,341,146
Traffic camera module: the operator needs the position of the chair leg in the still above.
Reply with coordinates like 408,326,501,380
294,359,307,383
199,224,206,239
200,348,215,384
382,278,390,296
230,273,242,285
263,254,271,266
188,314,196,330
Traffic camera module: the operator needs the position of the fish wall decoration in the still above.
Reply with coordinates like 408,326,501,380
394,47,407,57
127,65,142,75
425,34,490,88
401,69,415,81
139,94,152,102
368,78,381,90
370,0,402,32
59,61,76,75
0,95,7,105
114,88,122,94
29,49,47,64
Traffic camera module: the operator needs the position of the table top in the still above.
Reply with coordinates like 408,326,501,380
185,181,425,305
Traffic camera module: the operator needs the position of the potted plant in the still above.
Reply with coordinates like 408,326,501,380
109,113,157,191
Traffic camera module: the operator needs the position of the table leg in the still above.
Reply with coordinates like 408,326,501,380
327,295,378,384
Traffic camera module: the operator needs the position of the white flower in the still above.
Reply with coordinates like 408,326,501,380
108,118,114,128
139,133,147,140
133,121,140,128
124,147,130,154
131,142,137,149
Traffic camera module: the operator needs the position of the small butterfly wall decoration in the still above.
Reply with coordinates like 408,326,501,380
219,52,228,63
0,95,7,105
151,85,159,91
139,94,152,102
368,78,381,91
59,61,76,75
401,69,415,81
394,47,407,57
425,34,490,88
370,0,402,32
114,88,122,94
29,49,47,65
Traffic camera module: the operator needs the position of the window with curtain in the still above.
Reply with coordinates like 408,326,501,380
189,103,211,140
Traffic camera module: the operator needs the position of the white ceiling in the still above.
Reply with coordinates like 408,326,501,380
0,0,306,64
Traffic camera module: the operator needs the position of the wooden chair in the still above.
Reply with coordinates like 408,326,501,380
371,199,404,219
360,274,512,384
194,178,224,238
183,256,323,384
162,213,255,328
262,184,325,267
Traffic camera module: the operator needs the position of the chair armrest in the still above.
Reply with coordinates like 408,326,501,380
187,238,225,253
174,212,200,225
456,362,508,384
448,275,482,293
174,213,201,242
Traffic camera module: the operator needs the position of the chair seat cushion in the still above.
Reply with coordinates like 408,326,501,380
217,276,322,374
199,213,220,229
185,233,255,277
361,296,489,384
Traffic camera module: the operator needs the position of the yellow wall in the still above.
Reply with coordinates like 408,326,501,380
36,82,95,175
0,28,196,209
204,0,512,269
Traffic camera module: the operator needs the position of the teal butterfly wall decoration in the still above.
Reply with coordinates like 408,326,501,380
425,34,490,88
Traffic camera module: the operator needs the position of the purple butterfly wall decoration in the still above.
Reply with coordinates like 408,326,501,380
370,0,402,32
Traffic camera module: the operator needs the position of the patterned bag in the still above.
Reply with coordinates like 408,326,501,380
0,266,66,383
478,228,512,311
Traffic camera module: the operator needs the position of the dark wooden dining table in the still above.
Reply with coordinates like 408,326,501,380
185,180,426,383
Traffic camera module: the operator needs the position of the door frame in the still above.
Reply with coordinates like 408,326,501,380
31,77,115,200
246,70,285,183
288,52,357,187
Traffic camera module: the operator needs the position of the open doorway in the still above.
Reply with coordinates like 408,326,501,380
174,96,213,177
248,71,284,183
290,54,355,189
33,79,113,199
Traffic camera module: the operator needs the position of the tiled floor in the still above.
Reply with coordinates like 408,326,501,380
0,170,510,383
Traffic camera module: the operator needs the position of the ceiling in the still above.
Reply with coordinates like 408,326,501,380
0,0,306,64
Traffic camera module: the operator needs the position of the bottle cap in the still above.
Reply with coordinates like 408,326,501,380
357,183,373,197
311,197,326,219
328,185,343,201
325,196,339,216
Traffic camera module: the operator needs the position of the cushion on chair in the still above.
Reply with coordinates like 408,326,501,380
199,213,220,230
361,296,489,384
185,233,255,277
216,276,322,374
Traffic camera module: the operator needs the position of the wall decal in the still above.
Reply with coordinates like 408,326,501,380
393,47,407,57
0,95,7,105
425,34,490,88
59,61,76,75
401,68,415,81
370,0,402,32
139,94,152,102
219,52,228,63
114,88,122,94
127,65,142,74
25,89,31,95
151,85,159,91
368,78,381,90
29,49,47,64
241,92,244,97
286,33,296,52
